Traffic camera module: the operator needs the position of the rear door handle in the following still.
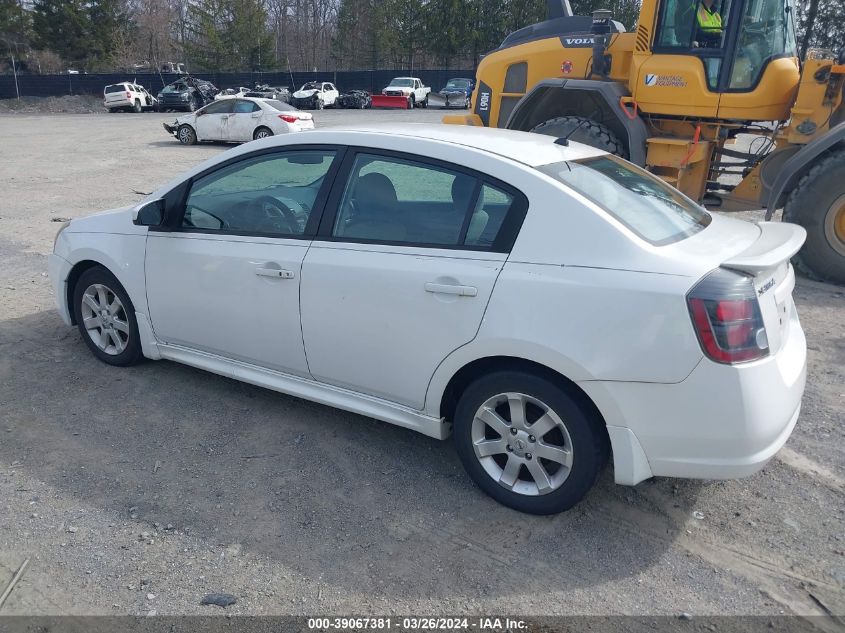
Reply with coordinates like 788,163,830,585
424,282,477,297
255,267,295,279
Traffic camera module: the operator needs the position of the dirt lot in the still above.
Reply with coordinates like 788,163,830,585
0,107,843,621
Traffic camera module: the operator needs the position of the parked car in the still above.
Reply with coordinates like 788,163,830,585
291,82,339,110
49,125,806,515
215,87,250,99
338,89,371,109
162,97,314,144
381,77,430,108
103,82,159,113
156,77,218,112
430,77,474,109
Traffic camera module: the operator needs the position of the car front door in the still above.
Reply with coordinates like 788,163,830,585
299,150,524,409
145,148,341,376
324,83,338,105
194,99,233,141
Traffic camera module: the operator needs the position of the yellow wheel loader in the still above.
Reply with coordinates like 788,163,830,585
445,0,845,283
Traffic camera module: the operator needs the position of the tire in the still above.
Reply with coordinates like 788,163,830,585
421,95,428,108
314,98,324,110
453,371,607,514
408,95,415,109
783,150,845,284
177,124,197,145
72,266,142,367
531,116,627,158
133,99,142,113
108,108,117,113
253,126,273,140
464,96,471,109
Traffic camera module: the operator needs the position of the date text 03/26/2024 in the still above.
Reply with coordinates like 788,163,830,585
307,617,527,630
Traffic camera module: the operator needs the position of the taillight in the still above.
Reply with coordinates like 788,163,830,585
126,92,131,99
278,114,298,123
687,268,769,364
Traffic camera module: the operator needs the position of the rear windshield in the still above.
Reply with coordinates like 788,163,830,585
105,84,126,93
538,155,711,245
265,100,294,112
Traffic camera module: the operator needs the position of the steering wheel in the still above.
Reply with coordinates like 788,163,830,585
250,196,299,234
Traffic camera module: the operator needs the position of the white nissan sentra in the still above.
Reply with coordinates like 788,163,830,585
49,125,807,514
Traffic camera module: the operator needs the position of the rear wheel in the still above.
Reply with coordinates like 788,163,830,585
453,371,607,514
132,99,142,113
253,126,273,140
531,116,627,158
783,150,845,284
421,95,428,108
177,124,197,145
72,266,142,367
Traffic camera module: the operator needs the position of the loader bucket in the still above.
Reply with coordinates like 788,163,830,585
370,94,409,108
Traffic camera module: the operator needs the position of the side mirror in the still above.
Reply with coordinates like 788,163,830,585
133,199,165,226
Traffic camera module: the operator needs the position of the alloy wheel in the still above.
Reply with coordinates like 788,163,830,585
80,283,130,356
471,392,573,496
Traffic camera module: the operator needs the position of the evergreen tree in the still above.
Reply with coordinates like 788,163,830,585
186,0,275,71
31,0,90,66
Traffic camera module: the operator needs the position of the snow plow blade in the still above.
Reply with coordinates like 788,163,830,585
427,93,448,108
370,94,409,109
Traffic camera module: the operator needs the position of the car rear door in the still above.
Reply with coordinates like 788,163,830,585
194,99,233,141
227,99,262,142
299,149,526,409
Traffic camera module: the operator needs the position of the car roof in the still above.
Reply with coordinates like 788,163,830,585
295,124,606,167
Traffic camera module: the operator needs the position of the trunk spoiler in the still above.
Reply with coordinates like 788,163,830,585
721,222,806,275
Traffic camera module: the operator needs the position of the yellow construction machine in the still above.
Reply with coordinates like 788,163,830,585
445,0,845,283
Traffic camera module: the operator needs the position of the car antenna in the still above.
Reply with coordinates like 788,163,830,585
555,109,601,146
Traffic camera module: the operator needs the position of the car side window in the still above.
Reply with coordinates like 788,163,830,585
232,100,257,113
464,184,514,247
201,100,233,115
182,150,337,237
332,153,484,247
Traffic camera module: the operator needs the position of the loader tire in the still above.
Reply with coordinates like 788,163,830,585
783,150,845,285
530,116,627,159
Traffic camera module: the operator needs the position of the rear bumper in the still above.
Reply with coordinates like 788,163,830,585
581,307,806,484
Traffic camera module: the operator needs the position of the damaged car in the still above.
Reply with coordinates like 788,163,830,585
291,82,339,110
338,89,371,109
244,83,291,103
157,77,219,112
162,97,314,144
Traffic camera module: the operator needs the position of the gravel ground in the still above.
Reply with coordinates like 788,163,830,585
0,108,843,620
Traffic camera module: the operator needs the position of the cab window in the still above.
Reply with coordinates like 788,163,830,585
728,0,797,89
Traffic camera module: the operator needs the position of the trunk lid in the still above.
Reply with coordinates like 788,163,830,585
720,222,806,355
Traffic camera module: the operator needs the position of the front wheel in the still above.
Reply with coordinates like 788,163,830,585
453,371,607,514
408,95,415,109
314,98,324,110
177,124,197,145
72,266,143,367
783,150,845,284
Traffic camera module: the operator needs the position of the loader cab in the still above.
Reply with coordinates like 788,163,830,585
631,0,800,120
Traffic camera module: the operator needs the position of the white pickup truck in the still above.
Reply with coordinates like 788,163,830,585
381,77,430,108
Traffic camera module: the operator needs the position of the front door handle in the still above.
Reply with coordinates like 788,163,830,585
255,267,295,279
424,282,477,297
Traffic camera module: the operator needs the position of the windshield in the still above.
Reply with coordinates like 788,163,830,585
445,79,470,89
161,83,186,93
729,0,797,89
389,78,414,87
300,82,318,91
538,155,711,245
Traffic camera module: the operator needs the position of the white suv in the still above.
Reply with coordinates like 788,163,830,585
103,82,158,113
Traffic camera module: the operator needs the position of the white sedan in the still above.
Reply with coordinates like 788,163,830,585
163,97,314,144
49,125,807,514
